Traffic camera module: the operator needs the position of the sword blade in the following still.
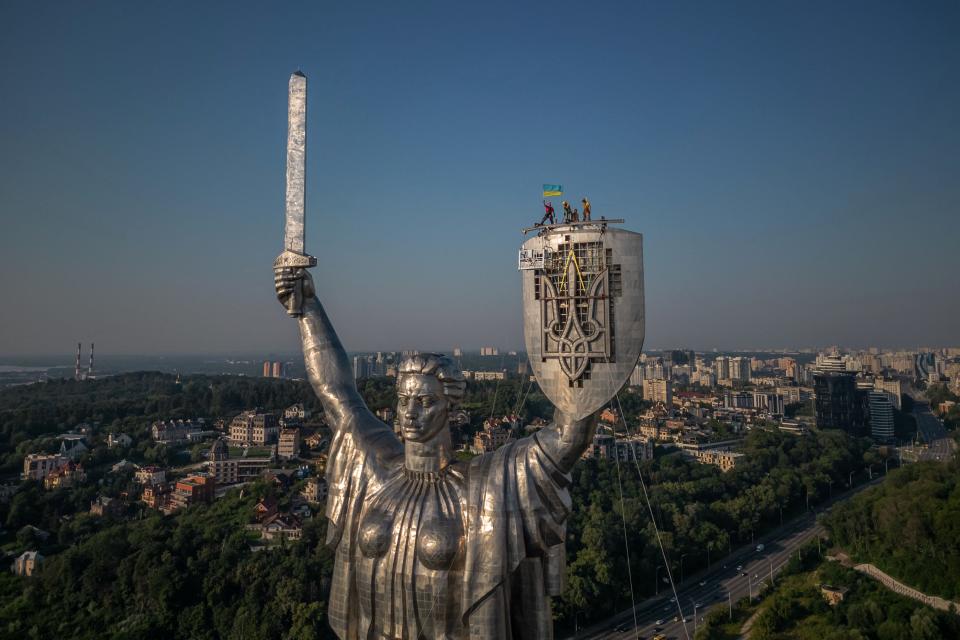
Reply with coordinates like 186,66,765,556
284,71,307,255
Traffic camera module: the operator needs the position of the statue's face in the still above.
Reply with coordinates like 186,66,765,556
397,374,449,443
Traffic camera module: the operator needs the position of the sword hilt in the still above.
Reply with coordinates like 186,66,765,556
274,250,318,317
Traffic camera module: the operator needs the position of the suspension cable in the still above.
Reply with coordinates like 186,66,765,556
613,390,691,640
487,353,506,422
610,431,641,636
599,355,640,639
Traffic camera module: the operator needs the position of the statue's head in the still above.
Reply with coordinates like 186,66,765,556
396,353,466,443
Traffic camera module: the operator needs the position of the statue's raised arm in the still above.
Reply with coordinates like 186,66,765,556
274,266,384,436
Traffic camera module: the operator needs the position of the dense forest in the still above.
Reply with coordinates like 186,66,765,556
825,457,960,601
0,486,336,639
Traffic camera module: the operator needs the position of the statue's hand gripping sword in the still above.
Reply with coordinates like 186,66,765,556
274,71,317,317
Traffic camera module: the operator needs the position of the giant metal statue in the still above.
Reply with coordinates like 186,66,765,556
273,72,644,640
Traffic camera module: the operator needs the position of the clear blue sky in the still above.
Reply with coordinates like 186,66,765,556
1,1,957,356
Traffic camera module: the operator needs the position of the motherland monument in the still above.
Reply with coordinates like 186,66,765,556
274,71,645,640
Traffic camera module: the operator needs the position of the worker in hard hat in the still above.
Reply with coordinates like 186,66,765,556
581,197,591,221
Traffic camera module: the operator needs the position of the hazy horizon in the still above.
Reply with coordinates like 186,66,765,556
2,2,958,356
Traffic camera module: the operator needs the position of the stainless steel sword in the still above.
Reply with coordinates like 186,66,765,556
274,70,317,317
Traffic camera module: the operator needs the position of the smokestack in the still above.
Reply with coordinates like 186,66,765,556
88,342,94,378
75,343,82,380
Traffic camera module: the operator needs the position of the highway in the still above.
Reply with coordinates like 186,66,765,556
575,477,885,640
912,401,954,462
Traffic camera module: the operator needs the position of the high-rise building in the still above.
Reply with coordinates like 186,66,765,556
353,355,370,380
815,354,848,373
714,356,730,381
645,358,668,380
643,379,673,405
872,378,902,410
868,391,895,443
480,347,499,356
863,354,882,374
730,357,751,382
272,361,284,378
629,362,645,387
814,372,867,436
915,353,936,384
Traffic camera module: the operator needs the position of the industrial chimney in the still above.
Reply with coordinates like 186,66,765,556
75,343,82,380
88,342,95,378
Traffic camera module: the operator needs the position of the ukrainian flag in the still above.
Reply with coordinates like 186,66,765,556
542,184,563,198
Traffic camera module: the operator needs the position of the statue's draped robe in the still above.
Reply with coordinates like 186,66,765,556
324,412,570,639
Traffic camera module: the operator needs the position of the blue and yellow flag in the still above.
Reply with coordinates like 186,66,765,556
542,184,563,198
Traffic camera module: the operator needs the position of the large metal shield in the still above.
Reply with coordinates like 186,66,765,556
519,226,645,421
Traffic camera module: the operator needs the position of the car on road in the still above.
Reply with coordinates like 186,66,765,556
655,619,665,625
736,565,742,571
741,572,748,576
653,634,667,640
615,623,629,632
699,580,707,586
756,543,765,552
695,602,703,608
669,596,676,603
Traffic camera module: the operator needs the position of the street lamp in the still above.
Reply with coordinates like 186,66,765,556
848,470,854,488
680,553,689,583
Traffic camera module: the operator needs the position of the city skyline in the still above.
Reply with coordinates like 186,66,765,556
2,2,959,356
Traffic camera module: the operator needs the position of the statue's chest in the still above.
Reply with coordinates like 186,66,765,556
357,468,465,572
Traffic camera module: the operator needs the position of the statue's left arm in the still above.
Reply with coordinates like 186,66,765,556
534,408,599,473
